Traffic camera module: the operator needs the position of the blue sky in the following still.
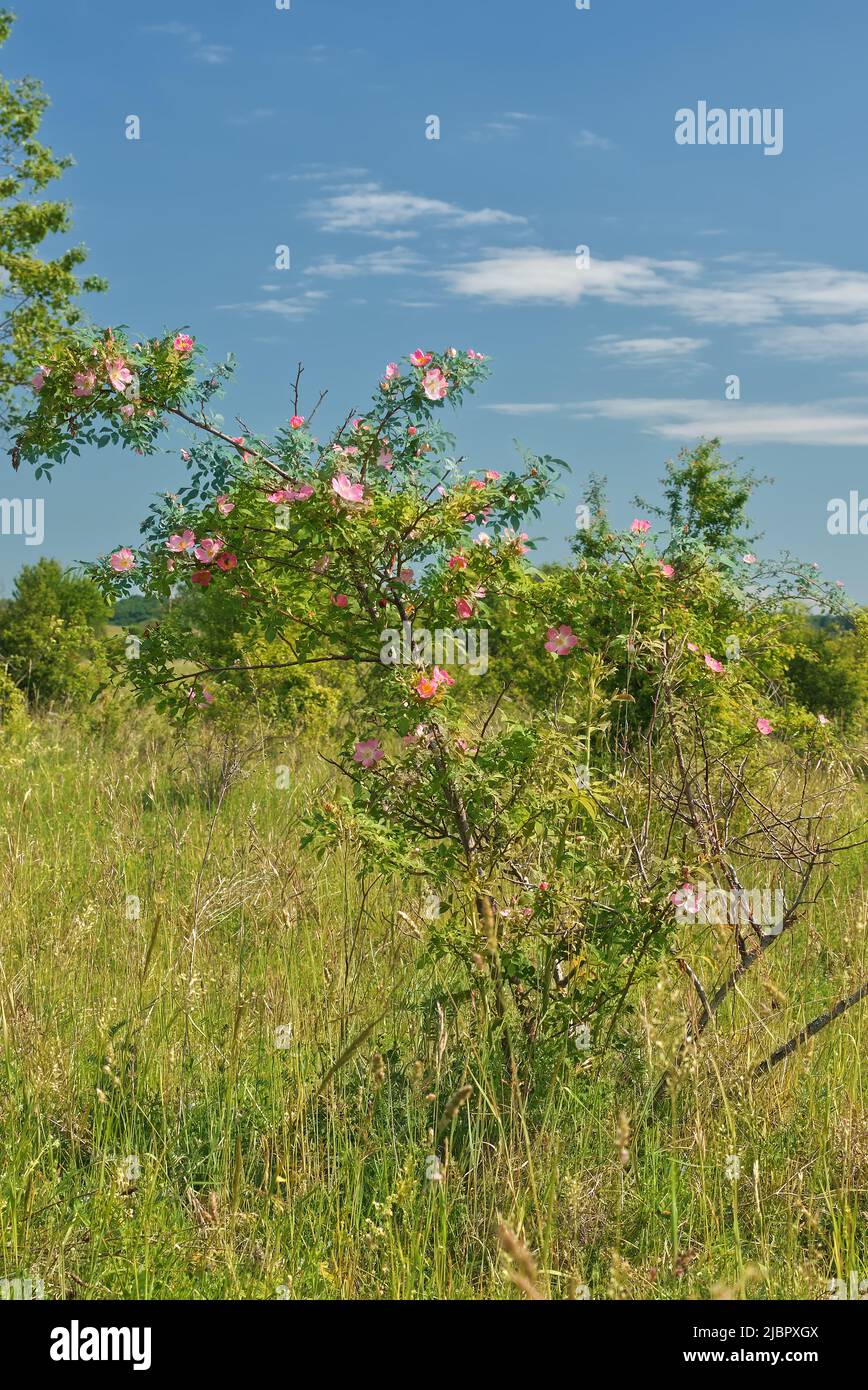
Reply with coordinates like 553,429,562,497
3,0,868,595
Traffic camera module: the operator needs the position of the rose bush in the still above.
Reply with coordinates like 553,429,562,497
13,328,860,1088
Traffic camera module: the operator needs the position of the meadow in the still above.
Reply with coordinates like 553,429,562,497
1,711,865,1301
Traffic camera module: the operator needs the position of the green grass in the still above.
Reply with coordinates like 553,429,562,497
1,716,865,1300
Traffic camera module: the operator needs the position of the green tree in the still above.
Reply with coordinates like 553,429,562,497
0,557,110,704
0,9,106,435
635,438,765,557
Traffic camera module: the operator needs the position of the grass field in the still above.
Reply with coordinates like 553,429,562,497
1,715,866,1301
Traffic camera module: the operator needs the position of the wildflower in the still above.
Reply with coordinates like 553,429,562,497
106,358,133,392
755,717,773,736
670,882,701,914
31,366,49,392
421,367,448,401
215,495,235,516
410,349,432,368
544,624,578,656
331,473,364,504
73,371,96,397
448,554,468,571
742,552,757,564
191,569,212,586
215,552,238,571
193,537,223,563
109,548,135,572
630,518,651,534
332,593,349,608
353,738,384,769
659,562,675,579
704,654,724,674
172,333,195,352
289,415,305,429
455,598,474,620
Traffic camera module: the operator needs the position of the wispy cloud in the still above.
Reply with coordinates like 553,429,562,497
226,108,277,127
574,129,615,151
593,335,709,361
142,22,231,65
271,164,370,185
439,248,868,355
484,397,868,446
440,248,688,306
305,248,422,279
305,182,526,236
466,111,541,142
216,289,326,319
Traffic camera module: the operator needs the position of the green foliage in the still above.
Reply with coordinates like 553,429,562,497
785,609,868,727
0,10,106,433
0,557,111,705
111,593,165,628
12,330,860,1069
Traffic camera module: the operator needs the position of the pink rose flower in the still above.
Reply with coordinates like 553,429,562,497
455,598,474,620
73,371,96,397
290,415,305,429
421,367,448,401
659,562,675,579
215,495,235,516
448,555,468,570
106,358,133,393
109,548,135,573
353,738,384,769
191,569,212,586
670,882,701,914
331,473,364,504
31,366,49,392
332,593,349,608
172,333,195,352
544,624,578,656
755,717,773,736
704,654,724,674
742,553,757,564
630,518,651,534
410,349,432,367
193,537,223,563
166,529,196,553
215,552,238,571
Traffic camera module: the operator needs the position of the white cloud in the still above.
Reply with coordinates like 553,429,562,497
305,248,422,279
574,129,615,150
483,396,868,445
438,248,868,356
467,111,541,141
754,321,868,359
593,335,709,361
216,298,315,318
305,182,526,235
440,248,689,306
141,23,231,65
